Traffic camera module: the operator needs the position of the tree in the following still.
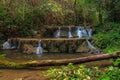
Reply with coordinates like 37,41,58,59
75,0,99,26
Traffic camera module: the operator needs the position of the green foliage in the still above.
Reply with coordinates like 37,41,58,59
39,0,62,14
21,29,36,37
34,0,64,25
47,63,120,80
0,54,6,59
0,8,7,18
104,46,119,53
98,66,120,80
0,33,4,39
47,63,91,80
0,61,25,68
1,0,120,38
94,22,120,53
112,54,120,67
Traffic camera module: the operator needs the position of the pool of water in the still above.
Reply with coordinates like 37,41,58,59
1,50,93,62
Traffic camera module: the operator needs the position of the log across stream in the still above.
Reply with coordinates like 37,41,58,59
0,51,120,68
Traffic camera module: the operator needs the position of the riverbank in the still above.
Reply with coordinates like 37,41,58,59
0,59,112,80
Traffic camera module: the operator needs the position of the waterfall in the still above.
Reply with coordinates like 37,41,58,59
55,27,61,38
81,27,88,37
68,27,73,38
76,26,93,38
86,40,100,54
86,40,95,49
2,39,15,49
3,39,11,49
36,41,43,55
76,27,83,38
87,27,92,37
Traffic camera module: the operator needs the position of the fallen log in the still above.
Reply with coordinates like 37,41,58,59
25,51,120,66
0,51,120,68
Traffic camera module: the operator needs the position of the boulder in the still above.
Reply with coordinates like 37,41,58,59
76,42,90,53
22,44,36,54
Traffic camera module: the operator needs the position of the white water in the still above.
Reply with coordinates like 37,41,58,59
76,27,90,38
68,27,73,38
3,39,11,49
86,40,100,54
54,26,92,38
76,27,83,38
87,27,92,37
81,27,88,37
55,27,61,38
36,41,43,55
3,39,15,49
86,40,95,49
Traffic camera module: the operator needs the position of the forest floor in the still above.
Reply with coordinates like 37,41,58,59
0,59,112,80
0,67,49,80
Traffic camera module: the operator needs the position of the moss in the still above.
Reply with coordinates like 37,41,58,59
0,62,23,68
0,54,6,59
0,60,39,68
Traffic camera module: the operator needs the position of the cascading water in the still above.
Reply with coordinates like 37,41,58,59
86,40,95,49
36,41,43,55
55,27,61,38
76,27,83,38
3,39,11,49
76,27,89,38
86,40,100,54
87,27,92,37
2,39,15,49
68,27,73,38
81,27,88,37
6,25,99,55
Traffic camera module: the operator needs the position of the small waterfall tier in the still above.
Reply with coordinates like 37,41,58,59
36,41,43,55
76,27,88,38
53,26,93,38
2,39,15,49
6,25,98,54
87,27,92,37
55,27,61,38
68,27,73,38
9,38,97,53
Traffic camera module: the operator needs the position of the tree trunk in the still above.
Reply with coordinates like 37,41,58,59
28,52,120,66
98,1,103,24
74,0,77,25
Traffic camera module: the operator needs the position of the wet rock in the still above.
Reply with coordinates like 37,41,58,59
14,78,23,80
89,48,101,54
22,44,36,54
76,42,90,53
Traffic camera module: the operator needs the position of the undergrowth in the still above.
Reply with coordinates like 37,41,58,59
47,63,120,80
93,22,120,53
0,54,6,59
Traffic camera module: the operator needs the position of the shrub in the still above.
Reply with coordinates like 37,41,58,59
47,63,91,80
0,54,6,59
47,63,120,80
93,22,120,53
112,54,120,67
0,33,4,39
